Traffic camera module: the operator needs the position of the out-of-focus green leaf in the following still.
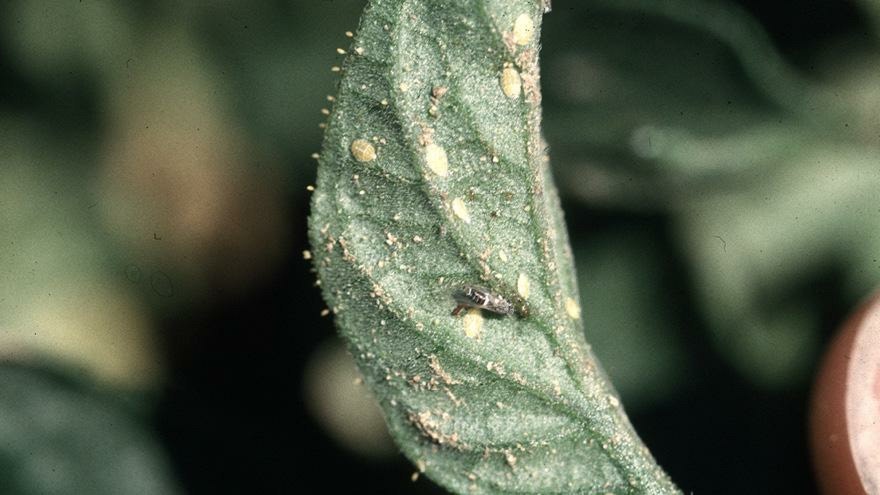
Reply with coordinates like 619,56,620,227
541,0,869,209
0,365,180,495
541,2,787,209
577,230,688,411
583,0,854,121
539,0,880,388
677,144,880,386
308,1,678,493
199,0,366,171
0,122,165,390
2,0,135,81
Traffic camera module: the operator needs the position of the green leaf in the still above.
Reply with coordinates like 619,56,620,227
0,365,180,495
308,1,679,493
540,0,861,211
676,143,880,387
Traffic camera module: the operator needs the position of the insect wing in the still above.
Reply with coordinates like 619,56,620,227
453,287,483,307
484,293,514,315
452,286,515,316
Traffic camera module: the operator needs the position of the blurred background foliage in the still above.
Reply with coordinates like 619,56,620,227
0,0,878,493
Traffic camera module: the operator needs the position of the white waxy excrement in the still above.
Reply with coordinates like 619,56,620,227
513,14,534,46
500,67,522,98
565,297,581,319
517,273,530,300
451,198,471,224
350,139,377,162
424,143,449,177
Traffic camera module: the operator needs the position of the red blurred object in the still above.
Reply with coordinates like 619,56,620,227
810,292,880,495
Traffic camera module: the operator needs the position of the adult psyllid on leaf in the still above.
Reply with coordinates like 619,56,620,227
451,286,515,316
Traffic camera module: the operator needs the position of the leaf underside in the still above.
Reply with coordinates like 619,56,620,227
308,0,679,493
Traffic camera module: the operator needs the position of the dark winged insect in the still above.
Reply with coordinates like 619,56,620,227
451,286,514,316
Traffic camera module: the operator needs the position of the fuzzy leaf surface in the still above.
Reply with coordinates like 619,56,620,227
308,1,679,493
